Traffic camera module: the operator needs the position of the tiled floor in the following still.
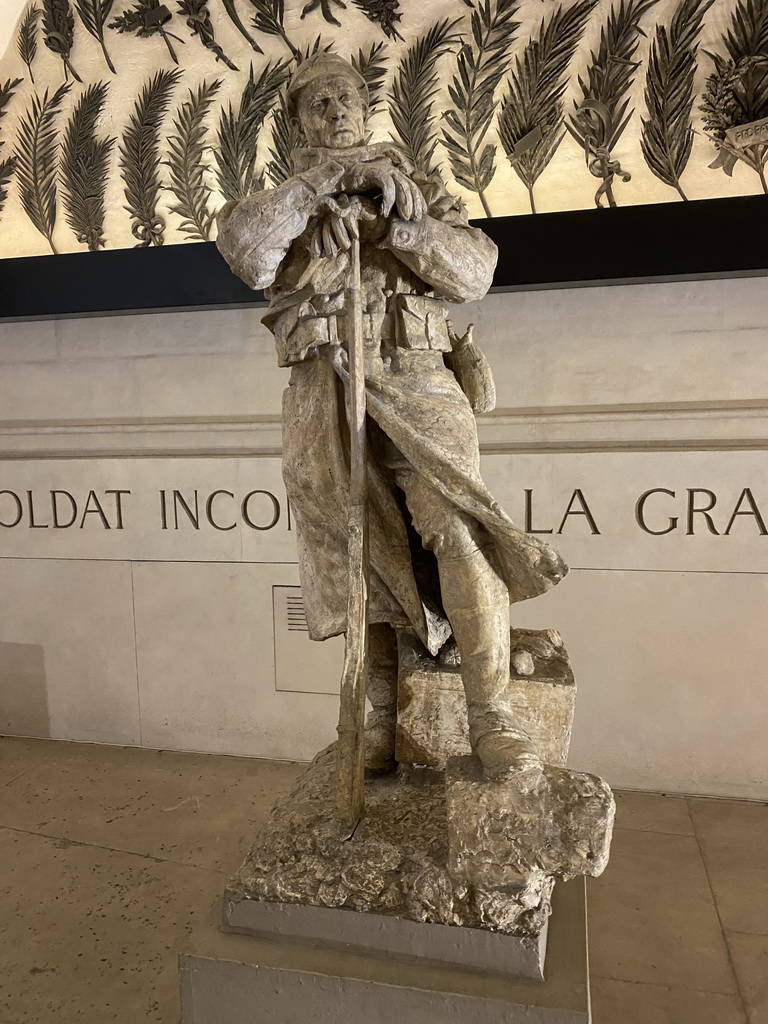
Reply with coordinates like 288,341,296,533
0,737,765,1024
588,791,766,1023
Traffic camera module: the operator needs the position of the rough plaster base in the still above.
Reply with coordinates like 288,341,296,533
181,880,590,1024
226,745,556,938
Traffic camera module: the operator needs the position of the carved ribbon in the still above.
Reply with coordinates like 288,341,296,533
576,99,631,209
131,216,166,248
589,146,631,208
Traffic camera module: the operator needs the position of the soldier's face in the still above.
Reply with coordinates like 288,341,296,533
298,75,366,149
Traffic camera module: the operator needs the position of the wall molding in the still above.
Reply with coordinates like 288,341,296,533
2,400,768,459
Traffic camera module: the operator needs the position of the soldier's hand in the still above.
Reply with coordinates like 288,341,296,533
325,343,348,375
310,195,375,259
341,159,426,222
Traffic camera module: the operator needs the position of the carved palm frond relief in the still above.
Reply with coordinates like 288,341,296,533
0,78,22,123
701,0,768,191
567,0,658,207
389,16,462,177
2,0,768,257
442,0,521,216
214,59,290,201
60,80,115,248
166,77,222,239
119,67,182,245
351,39,389,113
498,0,595,213
42,0,82,82
0,77,23,214
178,0,238,70
641,0,715,200
14,82,71,251
74,0,117,73
266,91,298,185
249,0,299,57
17,5,42,84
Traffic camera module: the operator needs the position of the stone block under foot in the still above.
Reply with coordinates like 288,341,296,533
182,880,590,1024
396,628,576,769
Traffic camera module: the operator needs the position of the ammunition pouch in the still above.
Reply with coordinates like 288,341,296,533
393,295,452,352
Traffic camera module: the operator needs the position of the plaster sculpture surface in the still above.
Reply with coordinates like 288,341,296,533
217,51,567,783
215,52,614,955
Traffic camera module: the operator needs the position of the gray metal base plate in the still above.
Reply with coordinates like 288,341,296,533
223,894,549,979
180,879,590,1024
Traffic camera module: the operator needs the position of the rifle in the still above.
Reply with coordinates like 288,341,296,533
334,227,369,833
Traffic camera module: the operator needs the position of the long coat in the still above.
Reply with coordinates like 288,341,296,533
216,144,568,654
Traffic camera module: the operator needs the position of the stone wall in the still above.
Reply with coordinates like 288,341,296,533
1,275,767,798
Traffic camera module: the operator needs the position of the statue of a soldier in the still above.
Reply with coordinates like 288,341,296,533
216,53,568,782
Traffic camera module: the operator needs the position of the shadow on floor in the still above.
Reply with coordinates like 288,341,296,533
0,642,49,737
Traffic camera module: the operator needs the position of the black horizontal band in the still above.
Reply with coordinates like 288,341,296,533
1,194,766,321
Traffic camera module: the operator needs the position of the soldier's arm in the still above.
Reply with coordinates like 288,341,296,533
379,194,497,304
215,161,346,291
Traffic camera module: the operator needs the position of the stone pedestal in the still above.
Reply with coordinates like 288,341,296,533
181,880,592,1024
222,621,614,958
396,628,576,768
207,624,613,1023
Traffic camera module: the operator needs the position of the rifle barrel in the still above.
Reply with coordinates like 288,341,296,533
335,234,369,832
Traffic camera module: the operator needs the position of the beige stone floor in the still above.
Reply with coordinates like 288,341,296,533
0,737,765,1024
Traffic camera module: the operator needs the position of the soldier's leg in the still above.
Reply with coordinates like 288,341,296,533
397,467,541,780
364,621,399,773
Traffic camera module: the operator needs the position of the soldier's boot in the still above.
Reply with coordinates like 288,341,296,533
439,546,542,781
364,622,399,773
